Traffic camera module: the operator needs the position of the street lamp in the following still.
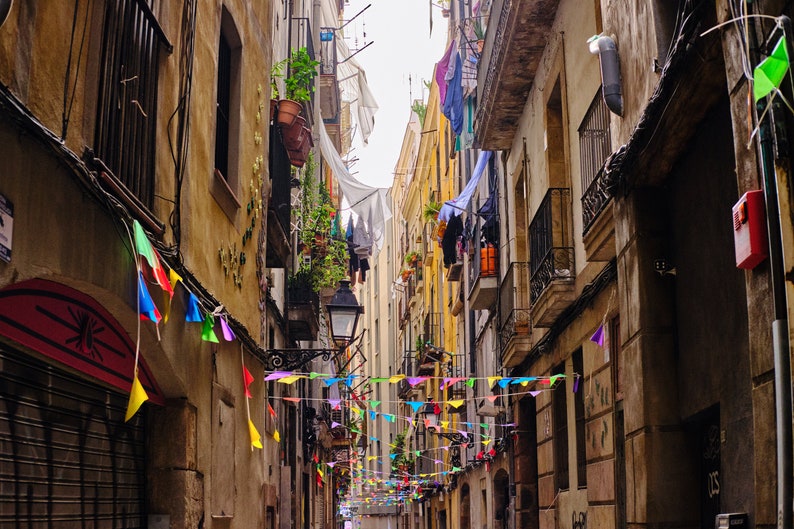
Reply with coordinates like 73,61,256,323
266,279,364,370
421,401,463,468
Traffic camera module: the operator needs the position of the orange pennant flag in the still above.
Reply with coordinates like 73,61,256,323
125,374,149,422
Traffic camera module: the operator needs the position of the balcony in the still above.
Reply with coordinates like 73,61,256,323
398,352,417,399
579,93,616,261
286,282,320,342
445,242,465,281
417,313,441,375
475,0,560,150
530,188,575,327
469,242,498,310
266,123,292,268
319,27,341,122
498,262,532,368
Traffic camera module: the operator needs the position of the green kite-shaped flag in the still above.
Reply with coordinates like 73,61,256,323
754,36,790,102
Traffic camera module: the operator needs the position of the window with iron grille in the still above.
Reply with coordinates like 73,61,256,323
95,0,168,210
579,92,612,233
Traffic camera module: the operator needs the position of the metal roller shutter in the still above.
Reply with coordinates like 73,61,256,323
0,346,146,528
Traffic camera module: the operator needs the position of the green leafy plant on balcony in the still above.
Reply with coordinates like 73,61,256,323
390,429,415,473
293,153,347,292
285,47,320,103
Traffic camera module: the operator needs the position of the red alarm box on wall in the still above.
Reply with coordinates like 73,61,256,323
733,190,768,269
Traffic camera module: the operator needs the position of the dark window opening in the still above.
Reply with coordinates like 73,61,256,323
573,348,587,487
552,361,569,491
215,32,231,180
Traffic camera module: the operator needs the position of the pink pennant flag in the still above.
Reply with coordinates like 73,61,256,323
283,397,301,403
486,395,498,403
220,316,236,341
265,371,291,381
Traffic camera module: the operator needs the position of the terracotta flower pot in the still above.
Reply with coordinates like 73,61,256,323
280,115,308,151
288,129,313,168
276,98,302,128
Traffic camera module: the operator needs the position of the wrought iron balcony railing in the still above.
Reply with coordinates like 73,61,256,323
529,188,574,303
498,262,531,348
579,93,614,234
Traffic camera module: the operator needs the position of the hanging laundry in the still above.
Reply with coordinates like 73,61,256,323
442,52,464,136
442,214,464,268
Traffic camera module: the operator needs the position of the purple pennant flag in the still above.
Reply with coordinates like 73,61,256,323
220,316,236,341
590,325,605,347
573,377,581,393
529,390,542,397
328,399,342,410
331,421,341,429
265,371,291,381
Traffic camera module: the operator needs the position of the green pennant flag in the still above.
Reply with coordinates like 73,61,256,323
466,378,476,388
201,314,219,343
754,36,790,102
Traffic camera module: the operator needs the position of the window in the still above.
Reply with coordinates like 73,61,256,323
95,0,169,210
579,92,612,233
212,8,242,217
552,361,569,491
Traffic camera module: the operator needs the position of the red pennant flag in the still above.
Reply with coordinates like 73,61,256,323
243,365,255,398
313,453,319,464
268,403,277,417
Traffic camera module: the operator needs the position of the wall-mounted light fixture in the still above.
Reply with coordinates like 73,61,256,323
266,279,364,370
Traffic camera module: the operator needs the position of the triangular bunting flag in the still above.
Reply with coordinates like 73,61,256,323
201,314,219,342
137,272,161,324
249,419,263,449
185,292,203,322
220,316,236,341
125,373,149,422
754,36,790,102
590,325,605,347
242,365,255,398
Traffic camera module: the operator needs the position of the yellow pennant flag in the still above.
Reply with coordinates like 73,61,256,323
448,399,465,408
277,375,303,384
487,376,502,389
273,429,281,443
248,419,263,449
125,374,149,422
389,374,406,383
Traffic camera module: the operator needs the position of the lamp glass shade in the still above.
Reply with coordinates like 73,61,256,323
422,402,439,429
326,280,363,346
328,307,360,345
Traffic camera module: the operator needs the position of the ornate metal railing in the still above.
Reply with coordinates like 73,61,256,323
581,167,617,234
498,261,531,348
579,93,613,234
530,247,574,303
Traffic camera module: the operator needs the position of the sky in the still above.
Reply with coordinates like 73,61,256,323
341,0,449,189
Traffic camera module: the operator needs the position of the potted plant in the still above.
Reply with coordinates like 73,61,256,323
277,47,320,128
423,200,442,224
405,250,420,265
293,158,349,292
270,57,288,121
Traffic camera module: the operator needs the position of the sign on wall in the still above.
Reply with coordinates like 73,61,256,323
0,193,12,263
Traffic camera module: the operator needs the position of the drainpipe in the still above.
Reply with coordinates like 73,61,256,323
588,35,623,116
752,17,793,529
